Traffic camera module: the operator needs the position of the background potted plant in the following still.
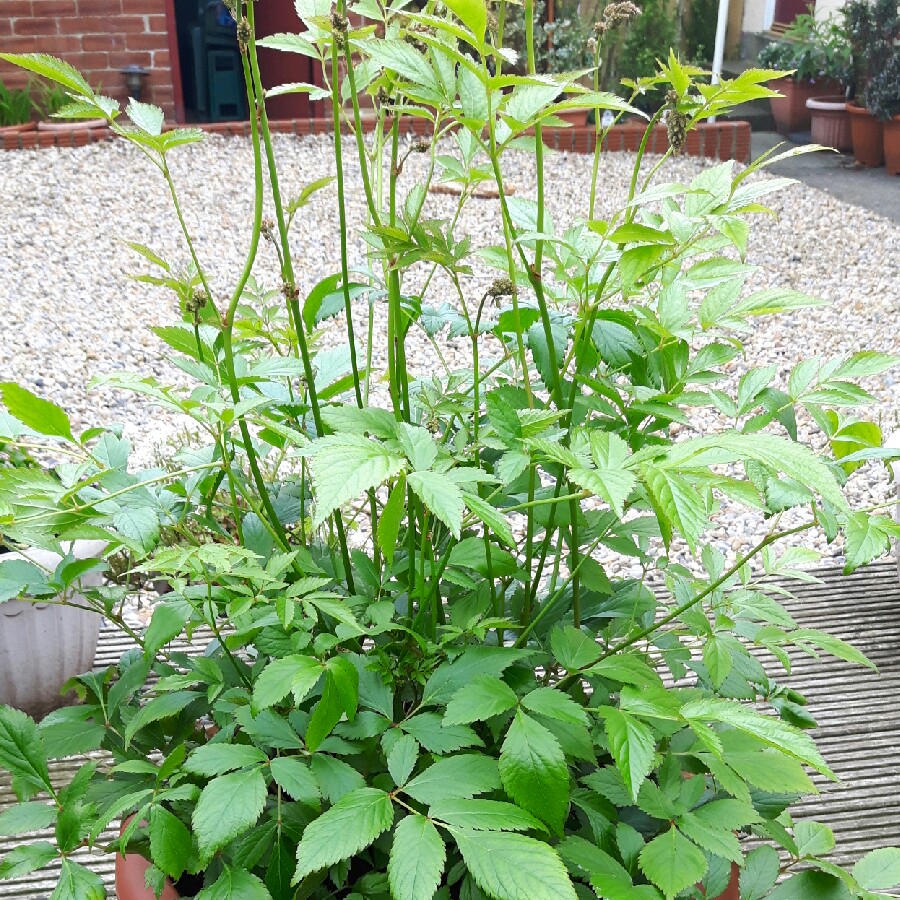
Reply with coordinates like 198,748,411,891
3,9,900,900
0,78,36,136
757,12,845,134
804,16,853,150
866,46,900,174
843,0,899,166
37,80,109,131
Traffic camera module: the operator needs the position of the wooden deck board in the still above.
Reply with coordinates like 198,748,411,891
1,563,898,896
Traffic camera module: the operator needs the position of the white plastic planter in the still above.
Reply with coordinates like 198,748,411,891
0,540,107,720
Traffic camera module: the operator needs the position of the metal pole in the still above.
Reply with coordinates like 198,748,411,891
710,0,730,121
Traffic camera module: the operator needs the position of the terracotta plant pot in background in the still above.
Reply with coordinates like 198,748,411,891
884,117,900,176
37,117,108,132
116,820,181,900
0,540,106,720
769,78,839,133
806,96,852,151
0,121,36,137
846,103,885,167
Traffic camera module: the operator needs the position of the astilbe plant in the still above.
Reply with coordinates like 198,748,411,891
2,2,900,898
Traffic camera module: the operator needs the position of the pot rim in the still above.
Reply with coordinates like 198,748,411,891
806,96,850,110
37,117,108,131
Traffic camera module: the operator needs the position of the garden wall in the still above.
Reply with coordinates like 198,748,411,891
1,118,753,163
0,0,175,118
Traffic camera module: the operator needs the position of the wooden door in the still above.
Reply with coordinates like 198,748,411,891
254,0,320,119
773,0,813,28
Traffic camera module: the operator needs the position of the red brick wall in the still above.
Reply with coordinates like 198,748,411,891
1,0,175,120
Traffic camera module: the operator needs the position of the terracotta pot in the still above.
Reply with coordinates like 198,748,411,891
846,103,885,167
116,821,181,900
0,541,106,720
884,116,900,176
0,121,36,136
553,108,589,127
806,96,852,151
37,117,107,132
769,78,839,134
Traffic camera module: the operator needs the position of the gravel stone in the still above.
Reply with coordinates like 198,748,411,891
1,133,897,584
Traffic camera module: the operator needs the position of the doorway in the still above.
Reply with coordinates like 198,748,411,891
170,0,319,123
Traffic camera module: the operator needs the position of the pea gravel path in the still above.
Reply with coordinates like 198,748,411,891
1,133,898,574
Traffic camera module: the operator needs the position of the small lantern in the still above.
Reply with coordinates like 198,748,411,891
120,65,149,102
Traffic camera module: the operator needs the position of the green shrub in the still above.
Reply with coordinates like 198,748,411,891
0,78,34,127
1,9,900,900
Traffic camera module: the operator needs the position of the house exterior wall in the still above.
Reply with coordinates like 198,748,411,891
0,1,175,119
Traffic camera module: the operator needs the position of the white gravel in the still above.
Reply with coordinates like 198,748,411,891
1,133,898,580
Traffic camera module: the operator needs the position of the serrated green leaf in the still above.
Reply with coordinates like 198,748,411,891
682,698,834,778
253,655,324,710
453,828,577,900
388,814,446,900
184,743,267,777
499,711,569,835
0,707,52,795
409,470,464,538
195,866,272,899
305,434,405,528
429,798,546,833
598,707,656,801
794,820,835,858
0,802,56,837
0,53,92,98
126,98,163,135
193,770,266,861
377,477,406,565
270,757,320,805
400,712,483,754
642,466,708,551
520,688,588,726
403,755,500,805
462,491,516,547
387,733,419,787
739,845,780,900
124,691,201,747
293,787,393,882
638,827,707,900
550,626,601,670
0,841,57,880
853,847,900,891
442,0,487,41
444,675,519,726
50,858,105,900
0,383,73,441
150,804,193,880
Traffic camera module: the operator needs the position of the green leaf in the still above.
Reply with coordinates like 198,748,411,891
185,743,267,777
453,828,577,900
409,470,465,539
550,626,601,670
50,858,105,900
309,755,365,803
442,0,487,41
499,711,569,835
682,698,835,778
520,688,588,726
112,505,160,554
0,53,92,97
150,804,193,880
124,691,201,747
702,636,733,689
569,467,636,521
638,827,708,900
403,754,501,805
853,847,900,891
767,871,853,899
388,814,446,900
462,491,516,547
143,603,189,658
422,648,534,707
253,655,324,710
293,787,394,882
306,435,405,528
597,707,656,801
126,98,163,135
306,671,348,752
642,467,708,551
0,801,56,837
0,383,73,441
377,477,406,565
365,40,440,93
400,712,483,754
444,675,519,726
196,867,273,899
0,841,57,880
193,770,267,861
270,757,320,805
0,559,48,603
0,707,52,794
794,820,835,858
387,733,419,787
429,798,546,833
676,811,742,863
739,846,780,900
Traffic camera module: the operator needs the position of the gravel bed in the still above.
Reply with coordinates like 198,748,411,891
1,133,898,584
